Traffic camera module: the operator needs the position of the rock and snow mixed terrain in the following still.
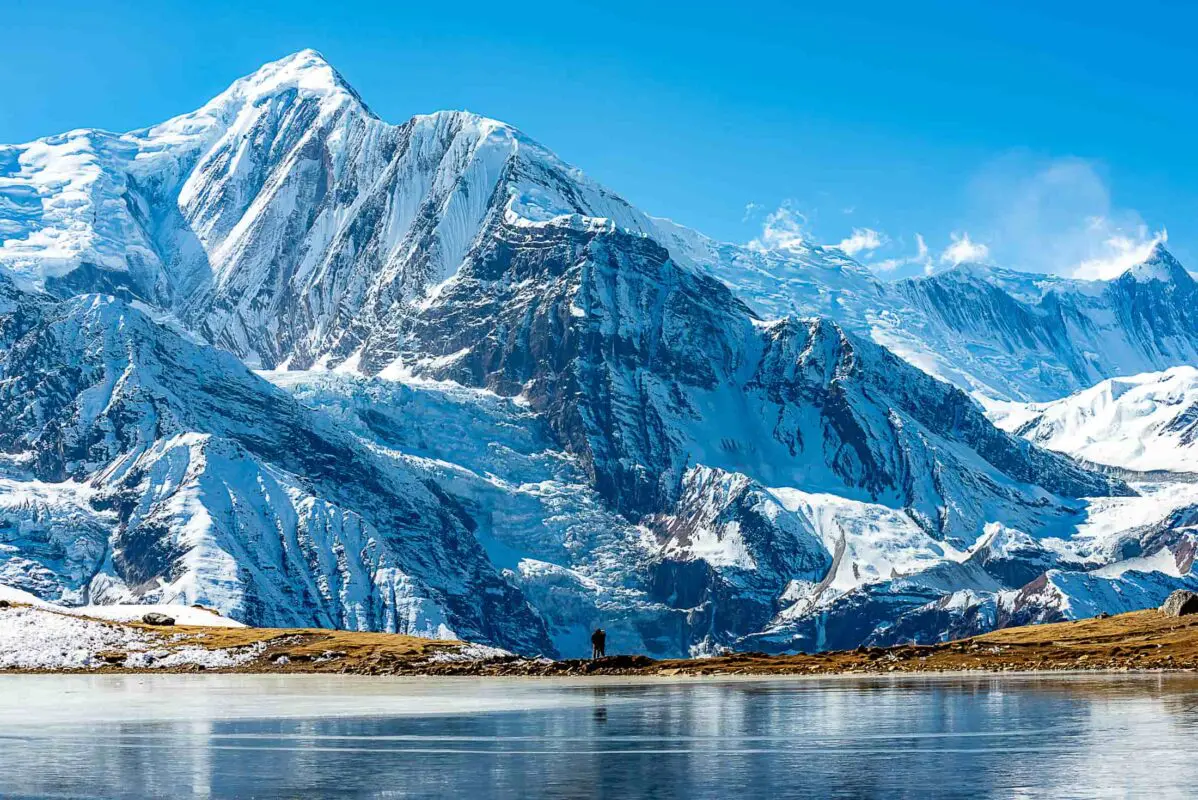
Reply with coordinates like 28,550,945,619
697,240,1198,403
1,50,1197,659
0,278,550,654
0,585,263,669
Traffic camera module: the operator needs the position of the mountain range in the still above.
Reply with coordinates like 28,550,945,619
1,50,1196,657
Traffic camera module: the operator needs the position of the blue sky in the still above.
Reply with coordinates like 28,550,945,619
2,0,1194,275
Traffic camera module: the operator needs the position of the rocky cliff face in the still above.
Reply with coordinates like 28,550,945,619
0,276,551,653
390,215,1126,534
0,50,1193,656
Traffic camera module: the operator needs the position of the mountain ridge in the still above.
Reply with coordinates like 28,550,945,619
4,50,1194,402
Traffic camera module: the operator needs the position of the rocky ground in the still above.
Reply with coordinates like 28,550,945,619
4,597,1198,676
415,608,1198,676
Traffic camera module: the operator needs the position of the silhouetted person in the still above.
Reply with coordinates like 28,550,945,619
591,628,606,659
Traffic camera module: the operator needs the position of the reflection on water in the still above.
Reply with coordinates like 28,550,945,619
3,673,1198,798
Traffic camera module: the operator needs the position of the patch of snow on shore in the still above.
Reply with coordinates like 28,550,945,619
0,605,260,670
426,643,513,663
75,604,246,628
0,607,146,669
0,585,244,628
124,642,267,669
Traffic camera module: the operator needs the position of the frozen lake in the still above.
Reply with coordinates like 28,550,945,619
3,673,1198,798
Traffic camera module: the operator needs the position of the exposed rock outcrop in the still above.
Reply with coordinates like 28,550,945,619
1161,590,1198,617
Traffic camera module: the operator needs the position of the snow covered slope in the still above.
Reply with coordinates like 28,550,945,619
901,374,1198,642
0,585,243,627
263,368,695,658
985,367,1198,473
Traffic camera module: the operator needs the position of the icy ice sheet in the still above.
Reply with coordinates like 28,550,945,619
0,674,607,726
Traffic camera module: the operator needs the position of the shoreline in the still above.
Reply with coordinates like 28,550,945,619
3,666,1197,679
4,603,1198,677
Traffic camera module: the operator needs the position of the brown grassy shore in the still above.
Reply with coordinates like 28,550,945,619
424,610,1198,676
7,604,1198,676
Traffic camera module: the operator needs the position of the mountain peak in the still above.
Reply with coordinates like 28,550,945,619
233,48,357,100
1120,243,1192,285
279,47,331,65
917,260,1001,283
181,48,371,125
252,48,336,82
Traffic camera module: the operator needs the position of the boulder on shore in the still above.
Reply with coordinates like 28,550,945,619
141,612,176,626
1160,591,1198,617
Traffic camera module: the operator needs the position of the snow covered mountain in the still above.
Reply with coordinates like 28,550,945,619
913,370,1198,640
0,50,1194,656
7,50,1194,405
0,273,552,653
985,367,1198,473
890,249,1198,401
0,50,669,372
694,238,1198,402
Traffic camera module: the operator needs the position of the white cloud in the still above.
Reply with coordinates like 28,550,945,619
748,203,808,252
964,155,1164,278
940,232,990,265
836,228,886,256
1073,225,1167,280
871,233,930,273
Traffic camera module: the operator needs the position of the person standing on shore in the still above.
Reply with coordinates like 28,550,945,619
590,628,606,660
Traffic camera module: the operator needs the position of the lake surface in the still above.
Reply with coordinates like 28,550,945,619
2,673,1197,798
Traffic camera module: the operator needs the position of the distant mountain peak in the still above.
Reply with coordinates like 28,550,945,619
1121,243,1192,285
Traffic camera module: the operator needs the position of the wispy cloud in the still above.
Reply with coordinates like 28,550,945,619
940,232,989,265
1073,224,1168,280
964,155,1163,278
744,155,1169,280
871,233,931,273
748,202,808,252
836,227,886,256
